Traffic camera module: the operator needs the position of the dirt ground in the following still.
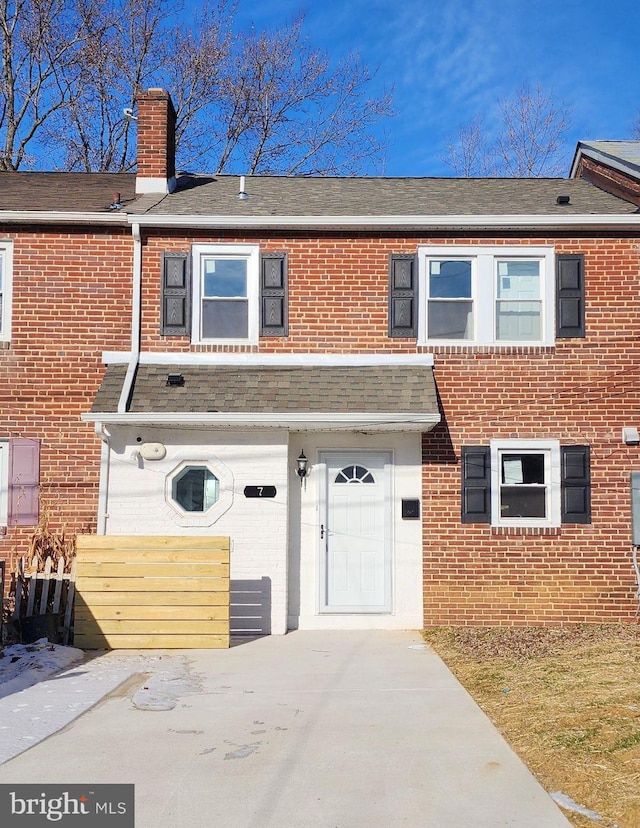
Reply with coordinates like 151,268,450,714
425,625,640,828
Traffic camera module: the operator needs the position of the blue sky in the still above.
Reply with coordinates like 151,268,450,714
228,0,640,176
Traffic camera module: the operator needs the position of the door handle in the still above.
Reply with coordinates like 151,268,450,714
320,524,325,539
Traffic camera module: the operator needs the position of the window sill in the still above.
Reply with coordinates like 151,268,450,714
491,525,561,537
423,343,556,355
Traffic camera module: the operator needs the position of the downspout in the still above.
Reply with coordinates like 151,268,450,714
96,223,142,533
95,422,111,535
118,222,143,413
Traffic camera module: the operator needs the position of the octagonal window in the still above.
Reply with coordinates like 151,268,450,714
172,466,220,513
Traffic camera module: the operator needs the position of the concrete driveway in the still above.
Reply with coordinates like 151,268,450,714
0,630,571,827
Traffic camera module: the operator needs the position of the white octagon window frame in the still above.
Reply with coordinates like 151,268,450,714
164,457,234,528
418,245,555,346
191,243,260,345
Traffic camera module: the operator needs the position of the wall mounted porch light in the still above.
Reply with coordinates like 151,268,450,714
296,451,309,482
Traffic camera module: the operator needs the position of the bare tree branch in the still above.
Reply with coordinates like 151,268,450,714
444,83,571,178
1,2,393,174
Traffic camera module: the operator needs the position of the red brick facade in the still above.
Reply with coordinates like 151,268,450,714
2,92,640,628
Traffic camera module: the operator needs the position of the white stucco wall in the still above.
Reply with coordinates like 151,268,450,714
100,426,424,635
288,432,424,631
102,427,290,634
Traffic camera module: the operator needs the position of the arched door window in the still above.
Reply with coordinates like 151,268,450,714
334,465,375,484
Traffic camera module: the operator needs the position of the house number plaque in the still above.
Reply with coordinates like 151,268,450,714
243,486,277,498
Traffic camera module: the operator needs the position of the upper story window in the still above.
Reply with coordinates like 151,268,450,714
0,242,13,342
418,245,554,346
191,244,259,344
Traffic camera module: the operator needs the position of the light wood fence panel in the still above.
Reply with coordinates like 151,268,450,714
74,536,230,649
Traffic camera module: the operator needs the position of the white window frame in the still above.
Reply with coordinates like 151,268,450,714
490,439,561,528
191,243,259,345
418,245,555,346
0,440,8,525
0,241,14,342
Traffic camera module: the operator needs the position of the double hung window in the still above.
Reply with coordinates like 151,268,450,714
191,244,259,344
462,440,591,527
419,245,554,345
492,441,558,526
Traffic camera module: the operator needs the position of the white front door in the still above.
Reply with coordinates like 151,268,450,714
319,451,392,613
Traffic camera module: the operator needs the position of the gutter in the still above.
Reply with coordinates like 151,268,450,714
81,412,441,432
0,211,129,225
126,212,640,230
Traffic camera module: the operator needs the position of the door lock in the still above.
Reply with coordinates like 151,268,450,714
320,524,325,539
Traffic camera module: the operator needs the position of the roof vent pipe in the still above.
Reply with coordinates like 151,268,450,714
237,175,248,201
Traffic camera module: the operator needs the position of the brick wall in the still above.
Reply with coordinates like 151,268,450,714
140,229,640,625
3,221,640,627
0,225,132,568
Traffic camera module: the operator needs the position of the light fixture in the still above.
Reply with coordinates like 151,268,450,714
166,373,185,387
237,175,248,201
623,427,640,445
296,451,309,481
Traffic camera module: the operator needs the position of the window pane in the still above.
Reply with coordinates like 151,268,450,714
501,453,544,484
501,486,546,518
496,301,541,340
429,260,471,298
202,299,248,338
173,467,219,512
204,259,247,297
428,300,473,339
497,260,540,298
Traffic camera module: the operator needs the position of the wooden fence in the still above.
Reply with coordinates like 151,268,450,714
74,536,230,649
12,555,77,644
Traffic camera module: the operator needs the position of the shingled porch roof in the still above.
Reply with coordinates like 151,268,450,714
88,362,440,432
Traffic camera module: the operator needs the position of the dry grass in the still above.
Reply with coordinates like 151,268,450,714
424,625,640,828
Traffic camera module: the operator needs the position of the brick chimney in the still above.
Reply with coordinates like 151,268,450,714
135,88,176,195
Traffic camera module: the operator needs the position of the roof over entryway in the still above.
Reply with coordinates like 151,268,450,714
84,356,440,432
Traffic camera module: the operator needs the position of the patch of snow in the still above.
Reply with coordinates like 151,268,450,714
0,639,84,699
550,791,603,821
0,640,196,765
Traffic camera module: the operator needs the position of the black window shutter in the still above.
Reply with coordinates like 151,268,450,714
556,254,585,338
389,254,417,338
461,446,491,523
260,253,288,336
561,445,591,524
161,252,190,336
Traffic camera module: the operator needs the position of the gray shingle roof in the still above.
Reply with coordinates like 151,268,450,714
0,172,138,213
137,173,637,217
91,364,438,416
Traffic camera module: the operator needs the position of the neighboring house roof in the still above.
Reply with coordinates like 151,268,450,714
0,171,162,222
570,141,640,180
137,173,636,218
89,363,440,432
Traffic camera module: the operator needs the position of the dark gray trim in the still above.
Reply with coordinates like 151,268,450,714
561,445,591,523
260,252,288,336
556,254,585,338
160,252,190,336
389,254,417,338
461,446,491,523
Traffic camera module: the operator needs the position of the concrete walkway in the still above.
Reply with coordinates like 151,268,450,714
0,630,571,827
